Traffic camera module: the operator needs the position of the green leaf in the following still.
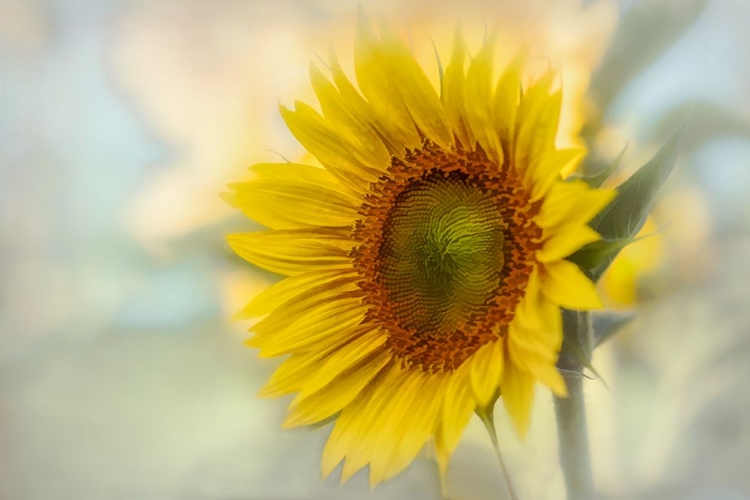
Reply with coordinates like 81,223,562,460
592,311,636,348
571,228,663,282
568,238,635,282
592,120,685,241
571,121,685,281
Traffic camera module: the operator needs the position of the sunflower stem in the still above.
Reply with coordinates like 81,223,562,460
554,310,595,500
478,408,519,500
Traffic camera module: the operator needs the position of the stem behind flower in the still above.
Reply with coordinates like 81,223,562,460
555,311,595,500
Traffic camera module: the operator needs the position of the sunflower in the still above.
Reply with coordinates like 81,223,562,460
224,14,615,488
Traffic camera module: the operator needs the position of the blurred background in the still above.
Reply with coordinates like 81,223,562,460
1,0,749,499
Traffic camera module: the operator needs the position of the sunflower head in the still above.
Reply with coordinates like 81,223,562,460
224,13,615,488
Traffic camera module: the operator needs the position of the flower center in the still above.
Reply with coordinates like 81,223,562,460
352,141,542,372
378,170,506,339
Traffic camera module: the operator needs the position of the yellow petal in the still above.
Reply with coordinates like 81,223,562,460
250,162,345,190
337,365,409,484
516,71,560,185
292,329,388,404
234,269,355,320
536,180,616,230
534,295,564,350
282,351,390,428
541,259,603,310
306,322,386,357
512,266,543,330
257,327,379,397
529,148,586,201
558,147,587,179
369,372,448,488
321,408,353,480
226,228,353,276
492,48,526,155
507,322,566,397
465,34,495,116
501,362,536,440
512,357,566,399
224,180,359,229
254,301,368,357
327,47,407,155
378,28,453,149
463,35,504,163
353,10,421,149
527,90,563,182
508,322,556,366
469,340,504,408
280,102,376,191
513,267,563,345
536,224,601,263
251,276,359,334
435,364,475,477
320,364,399,482
441,27,473,148
258,352,322,397
309,63,391,170
532,363,568,397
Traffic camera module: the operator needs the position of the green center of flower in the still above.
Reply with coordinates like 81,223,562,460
378,170,506,336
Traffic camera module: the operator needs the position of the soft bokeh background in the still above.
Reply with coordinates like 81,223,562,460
1,0,749,499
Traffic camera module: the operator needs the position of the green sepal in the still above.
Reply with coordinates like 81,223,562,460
592,120,685,240
558,310,607,386
571,121,685,281
568,237,636,282
592,311,636,348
